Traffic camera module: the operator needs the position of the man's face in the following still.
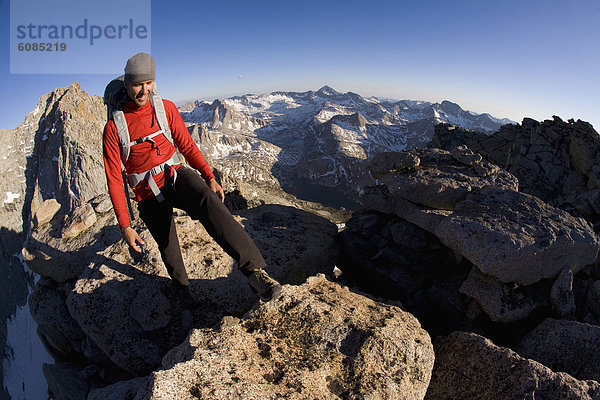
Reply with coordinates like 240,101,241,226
125,80,154,108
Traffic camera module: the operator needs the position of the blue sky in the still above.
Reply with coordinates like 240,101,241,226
1,0,599,130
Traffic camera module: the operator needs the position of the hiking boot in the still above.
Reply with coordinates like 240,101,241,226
247,269,282,302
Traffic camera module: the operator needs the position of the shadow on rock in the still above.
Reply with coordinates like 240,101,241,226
0,227,33,400
63,251,250,377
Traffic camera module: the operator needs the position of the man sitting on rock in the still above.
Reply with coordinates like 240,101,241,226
102,52,281,304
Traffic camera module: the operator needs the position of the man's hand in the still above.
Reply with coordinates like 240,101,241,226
209,178,225,203
123,226,144,252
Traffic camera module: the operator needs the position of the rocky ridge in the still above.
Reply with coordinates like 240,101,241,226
3,83,600,399
0,82,107,399
338,143,600,397
432,116,600,227
1,81,107,258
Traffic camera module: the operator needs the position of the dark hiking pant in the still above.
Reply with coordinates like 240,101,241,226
137,166,266,286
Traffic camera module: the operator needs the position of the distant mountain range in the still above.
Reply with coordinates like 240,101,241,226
179,86,515,207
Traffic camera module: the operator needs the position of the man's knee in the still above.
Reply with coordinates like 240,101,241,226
175,168,212,197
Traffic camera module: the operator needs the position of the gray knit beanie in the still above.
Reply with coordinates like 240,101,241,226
124,52,155,84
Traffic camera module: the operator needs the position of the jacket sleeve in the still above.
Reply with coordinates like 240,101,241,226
102,120,131,230
164,100,215,183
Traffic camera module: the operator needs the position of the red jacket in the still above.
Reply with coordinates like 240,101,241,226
103,98,215,229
